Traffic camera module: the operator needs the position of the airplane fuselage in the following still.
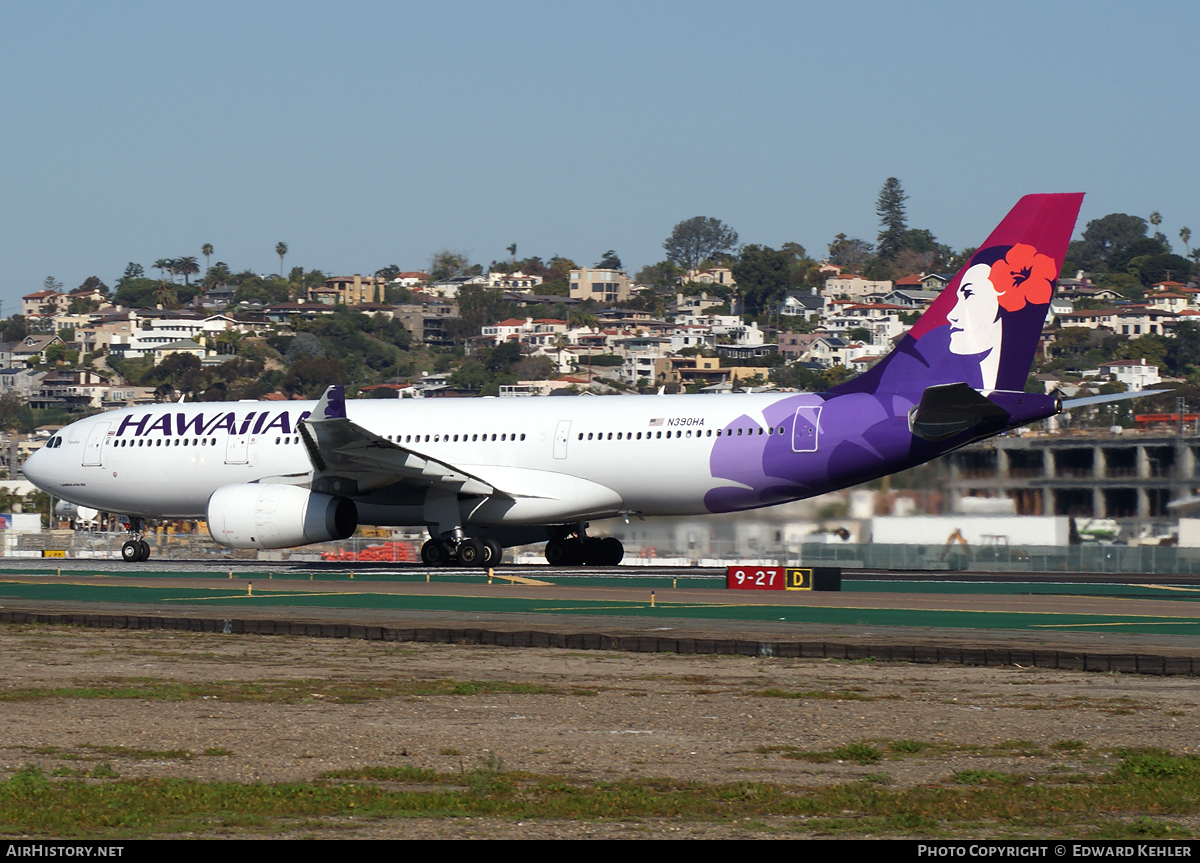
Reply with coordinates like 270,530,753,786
25,387,1056,528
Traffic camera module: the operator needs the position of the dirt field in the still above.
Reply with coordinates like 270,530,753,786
0,622,1197,838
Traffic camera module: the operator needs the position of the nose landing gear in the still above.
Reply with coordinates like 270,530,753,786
120,516,151,563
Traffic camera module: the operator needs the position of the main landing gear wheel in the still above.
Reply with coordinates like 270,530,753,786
544,538,576,567
599,536,624,566
457,538,486,567
481,538,503,567
122,540,151,563
545,536,623,567
420,538,453,567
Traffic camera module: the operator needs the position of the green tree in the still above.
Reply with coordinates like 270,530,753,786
875,177,908,261
827,234,874,271
201,243,213,273
635,261,681,288
283,356,345,398
429,249,470,280
1168,321,1200,376
1,316,28,343
275,242,288,276
663,217,739,272
1067,213,1149,270
731,245,790,315
595,250,622,270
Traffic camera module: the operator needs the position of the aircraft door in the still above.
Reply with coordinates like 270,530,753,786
82,422,111,466
225,433,249,465
791,406,822,453
553,420,571,459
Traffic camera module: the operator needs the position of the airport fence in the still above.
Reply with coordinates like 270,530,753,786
5,530,1200,575
0,531,427,565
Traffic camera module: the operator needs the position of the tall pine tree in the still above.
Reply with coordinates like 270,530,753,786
876,177,908,261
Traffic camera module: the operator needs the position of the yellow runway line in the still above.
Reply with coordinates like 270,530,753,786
1133,584,1200,593
1031,620,1200,628
161,591,369,601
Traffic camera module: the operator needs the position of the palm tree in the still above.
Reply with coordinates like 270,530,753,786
153,281,177,308
276,242,288,276
204,262,231,290
1181,227,1192,256
202,243,213,273
175,256,199,286
153,259,172,280
1150,211,1167,248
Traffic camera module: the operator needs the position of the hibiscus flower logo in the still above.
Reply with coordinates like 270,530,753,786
989,243,1056,312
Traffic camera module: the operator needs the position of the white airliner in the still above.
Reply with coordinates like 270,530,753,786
21,194,1156,566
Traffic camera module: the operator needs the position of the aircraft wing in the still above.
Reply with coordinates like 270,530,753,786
298,385,499,497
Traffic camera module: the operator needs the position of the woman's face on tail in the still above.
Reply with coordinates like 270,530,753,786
947,263,1003,355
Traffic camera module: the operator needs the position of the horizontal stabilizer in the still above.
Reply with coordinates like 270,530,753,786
908,383,1011,441
1060,389,1171,410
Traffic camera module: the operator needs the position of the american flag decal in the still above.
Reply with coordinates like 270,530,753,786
649,418,663,426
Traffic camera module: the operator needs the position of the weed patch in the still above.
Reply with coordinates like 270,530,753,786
1,749,1200,837
0,677,566,705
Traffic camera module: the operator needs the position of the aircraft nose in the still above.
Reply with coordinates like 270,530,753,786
22,446,49,491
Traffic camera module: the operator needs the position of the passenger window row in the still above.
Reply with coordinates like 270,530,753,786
114,438,219,447
577,424,787,441
385,433,526,444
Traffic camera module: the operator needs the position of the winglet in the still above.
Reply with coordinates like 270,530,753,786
311,385,347,422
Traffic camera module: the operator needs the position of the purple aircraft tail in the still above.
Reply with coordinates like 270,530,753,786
829,193,1084,396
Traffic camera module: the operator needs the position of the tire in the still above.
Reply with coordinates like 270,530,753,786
482,538,503,566
421,539,451,566
121,540,140,563
137,540,151,562
582,537,605,566
600,537,624,566
457,538,486,567
544,539,569,567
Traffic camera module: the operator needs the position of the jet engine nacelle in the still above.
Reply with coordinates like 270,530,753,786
206,483,357,549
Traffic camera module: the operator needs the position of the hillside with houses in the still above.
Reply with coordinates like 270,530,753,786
3,184,1198,485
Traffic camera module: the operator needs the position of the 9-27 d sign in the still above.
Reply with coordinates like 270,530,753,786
726,566,841,592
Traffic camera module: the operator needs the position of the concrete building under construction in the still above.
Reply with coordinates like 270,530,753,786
942,429,1198,524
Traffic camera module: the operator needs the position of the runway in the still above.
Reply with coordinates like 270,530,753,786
0,561,1197,663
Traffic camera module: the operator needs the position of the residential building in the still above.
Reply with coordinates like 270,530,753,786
1098,359,1161,391
479,317,568,347
21,290,65,318
779,291,825,320
30,369,110,410
10,335,63,366
391,271,431,287
485,271,544,291
311,275,385,306
682,267,736,287
392,299,459,346
823,274,892,300
569,268,634,303
152,340,208,366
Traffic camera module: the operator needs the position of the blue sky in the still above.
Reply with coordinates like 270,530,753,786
2,1,1197,308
